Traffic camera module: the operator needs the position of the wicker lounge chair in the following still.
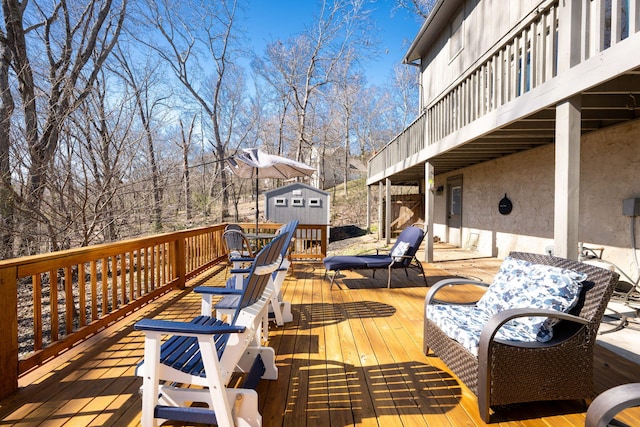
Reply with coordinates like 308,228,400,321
585,383,640,427
323,224,428,289
424,252,619,423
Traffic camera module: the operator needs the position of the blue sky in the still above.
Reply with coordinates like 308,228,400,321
244,1,423,85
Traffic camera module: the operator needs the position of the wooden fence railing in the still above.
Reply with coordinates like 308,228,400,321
237,222,328,261
0,222,328,399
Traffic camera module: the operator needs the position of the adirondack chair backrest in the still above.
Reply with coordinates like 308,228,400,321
391,225,426,267
274,220,298,259
232,232,288,322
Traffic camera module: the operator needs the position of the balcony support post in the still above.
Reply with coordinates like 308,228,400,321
424,162,434,263
0,265,18,399
366,185,371,233
554,95,582,260
378,182,383,241
385,178,391,245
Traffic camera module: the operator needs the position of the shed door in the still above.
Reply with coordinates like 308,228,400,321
447,176,463,246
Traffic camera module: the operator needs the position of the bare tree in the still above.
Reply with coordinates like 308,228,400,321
72,70,140,245
260,0,373,164
177,116,196,221
1,0,127,254
0,32,14,258
391,64,420,129
394,0,437,19
135,0,246,222
111,48,168,231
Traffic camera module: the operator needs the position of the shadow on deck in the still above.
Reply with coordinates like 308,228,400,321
1,259,639,426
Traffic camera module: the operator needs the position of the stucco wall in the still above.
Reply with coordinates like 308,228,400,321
432,119,640,279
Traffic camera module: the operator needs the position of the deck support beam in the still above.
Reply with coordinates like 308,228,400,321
385,178,391,244
424,162,434,263
366,185,371,233
554,95,582,260
378,182,383,241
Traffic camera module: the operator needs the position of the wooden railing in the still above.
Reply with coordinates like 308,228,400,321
0,222,328,399
237,222,329,260
368,0,640,179
368,113,426,181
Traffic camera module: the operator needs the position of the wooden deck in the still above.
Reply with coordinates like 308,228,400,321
2,261,640,426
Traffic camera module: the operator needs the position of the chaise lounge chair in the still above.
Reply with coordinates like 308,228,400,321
424,252,619,422
322,224,428,289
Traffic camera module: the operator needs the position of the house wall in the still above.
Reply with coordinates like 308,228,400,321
432,119,640,277
422,0,543,104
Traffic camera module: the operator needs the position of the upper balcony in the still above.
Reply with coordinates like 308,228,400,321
369,0,640,185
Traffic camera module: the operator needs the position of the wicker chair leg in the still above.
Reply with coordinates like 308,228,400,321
477,351,491,423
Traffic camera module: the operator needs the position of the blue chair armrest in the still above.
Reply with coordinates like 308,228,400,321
229,256,255,263
134,318,245,335
193,286,243,295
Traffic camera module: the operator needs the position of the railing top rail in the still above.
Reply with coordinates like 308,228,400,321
368,111,427,164
0,224,226,274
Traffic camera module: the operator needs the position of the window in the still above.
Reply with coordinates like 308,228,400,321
450,8,464,60
308,198,321,207
274,197,287,207
291,197,304,207
450,185,462,216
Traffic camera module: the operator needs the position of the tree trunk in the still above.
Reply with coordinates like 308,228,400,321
0,38,14,259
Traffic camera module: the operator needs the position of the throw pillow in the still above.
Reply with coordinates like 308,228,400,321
390,241,410,262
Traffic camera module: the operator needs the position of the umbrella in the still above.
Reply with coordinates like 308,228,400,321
227,148,316,231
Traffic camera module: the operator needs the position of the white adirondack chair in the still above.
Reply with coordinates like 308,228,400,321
135,232,288,427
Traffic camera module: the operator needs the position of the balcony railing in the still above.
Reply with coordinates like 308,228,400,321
369,0,640,180
0,222,328,399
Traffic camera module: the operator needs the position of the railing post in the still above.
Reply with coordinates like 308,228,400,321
173,237,186,290
321,225,328,258
0,265,18,399
557,0,582,71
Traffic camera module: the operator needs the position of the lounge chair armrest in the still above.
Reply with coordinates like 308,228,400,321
134,318,245,335
585,383,640,427
193,286,243,295
426,278,489,305
479,308,588,349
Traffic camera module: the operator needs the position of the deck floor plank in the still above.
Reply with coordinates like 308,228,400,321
1,261,640,426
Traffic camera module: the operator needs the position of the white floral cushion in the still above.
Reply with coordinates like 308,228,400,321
426,304,551,356
477,257,587,342
426,256,588,355
391,241,410,262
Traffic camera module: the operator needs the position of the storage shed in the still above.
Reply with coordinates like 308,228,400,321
264,183,330,225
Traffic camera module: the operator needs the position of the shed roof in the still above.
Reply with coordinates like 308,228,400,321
264,182,329,197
